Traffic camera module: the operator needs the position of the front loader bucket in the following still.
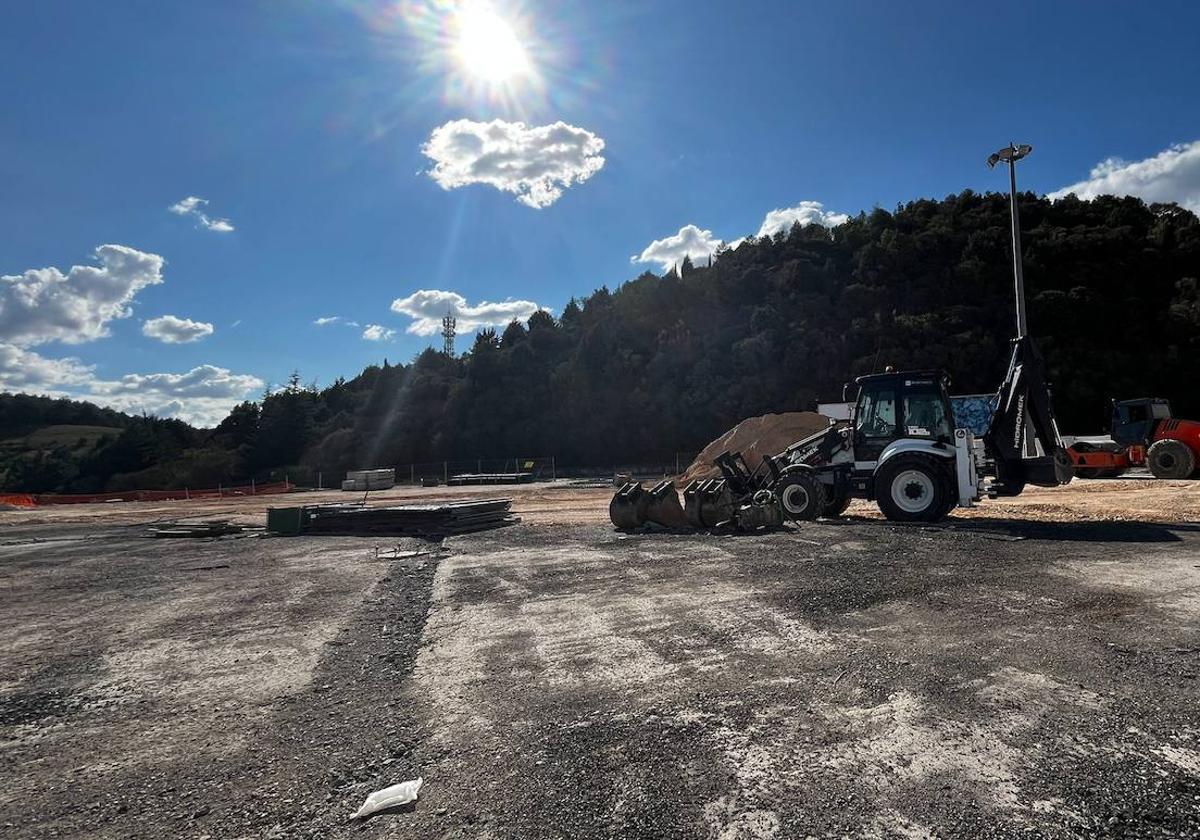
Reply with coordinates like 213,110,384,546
609,481,651,530
643,479,689,529
683,479,735,529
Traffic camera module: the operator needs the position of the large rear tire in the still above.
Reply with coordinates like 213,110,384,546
1147,439,1195,479
776,471,826,521
875,455,951,523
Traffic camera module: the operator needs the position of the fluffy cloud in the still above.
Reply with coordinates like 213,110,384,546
142,314,214,344
756,201,849,237
0,353,262,428
632,201,847,274
314,315,360,327
169,196,235,233
422,118,606,208
0,244,164,346
362,324,396,342
88,365,264,427
1048,140,1200,213
390,289,545,336
631,224,723,273
0,344,93,393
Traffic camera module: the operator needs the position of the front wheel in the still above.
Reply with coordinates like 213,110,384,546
776,471,826,521
874,455,951,523
1147,439,1195,479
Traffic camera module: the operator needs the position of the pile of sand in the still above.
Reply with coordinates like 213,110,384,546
679,411,833,484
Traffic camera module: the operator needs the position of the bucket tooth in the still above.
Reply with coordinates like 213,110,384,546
609,481,651,530
643,479,689,529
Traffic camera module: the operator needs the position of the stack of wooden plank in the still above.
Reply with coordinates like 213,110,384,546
446,472,534,486
300,498,516,538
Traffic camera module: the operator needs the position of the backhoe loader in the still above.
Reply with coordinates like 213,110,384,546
609,335,1073,529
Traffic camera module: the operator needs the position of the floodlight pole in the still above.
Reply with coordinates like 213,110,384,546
1006,154,1028,338
989,143,1032,339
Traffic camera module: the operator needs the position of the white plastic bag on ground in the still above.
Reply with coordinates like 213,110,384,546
352,777,423,819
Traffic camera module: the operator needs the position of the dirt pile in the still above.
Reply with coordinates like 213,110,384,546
679,411,833,484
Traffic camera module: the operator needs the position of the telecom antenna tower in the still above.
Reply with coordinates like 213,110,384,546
442,311,456,357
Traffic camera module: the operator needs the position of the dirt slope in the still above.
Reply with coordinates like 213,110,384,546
679,411,832,483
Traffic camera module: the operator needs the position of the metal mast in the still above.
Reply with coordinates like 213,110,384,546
987,143,1033,338
441,312,456,357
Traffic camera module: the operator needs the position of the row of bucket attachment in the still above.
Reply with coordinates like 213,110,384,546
609,478,782,532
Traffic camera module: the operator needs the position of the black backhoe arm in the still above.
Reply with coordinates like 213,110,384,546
983,336,1073,493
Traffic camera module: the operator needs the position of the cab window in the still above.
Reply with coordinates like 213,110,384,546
903,391,951,439
856,388,897,438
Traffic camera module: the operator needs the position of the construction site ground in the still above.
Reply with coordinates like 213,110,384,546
2,477,1199,838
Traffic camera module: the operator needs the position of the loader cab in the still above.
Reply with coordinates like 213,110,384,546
851,371,955,462
1112,398,1172,446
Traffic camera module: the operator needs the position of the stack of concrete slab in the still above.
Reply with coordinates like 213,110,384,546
341,468,395,492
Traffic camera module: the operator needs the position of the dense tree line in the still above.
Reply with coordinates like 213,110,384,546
3,191,1198,492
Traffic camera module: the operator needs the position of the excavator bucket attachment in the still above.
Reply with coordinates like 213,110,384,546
683,479,736,529
609,481,651,530
643,479,689,529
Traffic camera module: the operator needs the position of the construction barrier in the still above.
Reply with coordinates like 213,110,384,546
0,494,36,508
19,481,294,506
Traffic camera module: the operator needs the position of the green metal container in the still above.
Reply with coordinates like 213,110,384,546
266,506,306,536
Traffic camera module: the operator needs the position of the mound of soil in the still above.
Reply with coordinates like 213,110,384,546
679,411,833,484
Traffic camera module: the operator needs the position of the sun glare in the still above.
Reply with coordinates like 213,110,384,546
454,3,531,83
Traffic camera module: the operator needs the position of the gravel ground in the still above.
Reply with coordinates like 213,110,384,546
2,492,1200,838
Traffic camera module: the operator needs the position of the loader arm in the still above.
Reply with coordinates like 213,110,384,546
983,335,1072,493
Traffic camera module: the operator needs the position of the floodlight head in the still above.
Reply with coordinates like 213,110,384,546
988,143,1033,167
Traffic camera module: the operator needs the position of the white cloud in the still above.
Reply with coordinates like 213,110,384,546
169,195,235,233
390,289,546,336
142,315,214,344
0,344,94,393
314,316,341,326
0,244,164,346
89,365,264,427
422,118,606,208
632,201,847,273
362,324,396,342
756,201,849,237
1048,140,1200,213
0,352,262,428
631,224,723,273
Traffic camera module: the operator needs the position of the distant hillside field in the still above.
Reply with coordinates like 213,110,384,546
1,425,123,452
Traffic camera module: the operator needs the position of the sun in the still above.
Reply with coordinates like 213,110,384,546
454,3,531,83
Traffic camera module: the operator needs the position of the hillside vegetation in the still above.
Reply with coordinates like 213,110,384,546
3,190,1198,493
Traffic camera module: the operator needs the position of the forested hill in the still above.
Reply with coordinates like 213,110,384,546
4,190,1200,493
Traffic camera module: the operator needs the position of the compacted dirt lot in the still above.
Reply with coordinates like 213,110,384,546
2,479,1199,838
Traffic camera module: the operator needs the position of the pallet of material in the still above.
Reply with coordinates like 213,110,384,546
343,468,395,491
446,472,534,486
283,499,517,538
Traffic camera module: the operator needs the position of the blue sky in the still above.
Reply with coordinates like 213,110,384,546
2,1,1198,425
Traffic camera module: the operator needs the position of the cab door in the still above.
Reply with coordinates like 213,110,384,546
853,384,899,463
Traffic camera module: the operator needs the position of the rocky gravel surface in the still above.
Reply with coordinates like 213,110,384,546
2,511,1200,838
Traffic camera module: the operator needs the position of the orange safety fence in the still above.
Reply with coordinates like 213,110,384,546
0,494,37,508
8,481,295,506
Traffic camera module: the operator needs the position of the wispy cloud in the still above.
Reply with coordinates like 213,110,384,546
362,324,396,342
169,196,235,233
